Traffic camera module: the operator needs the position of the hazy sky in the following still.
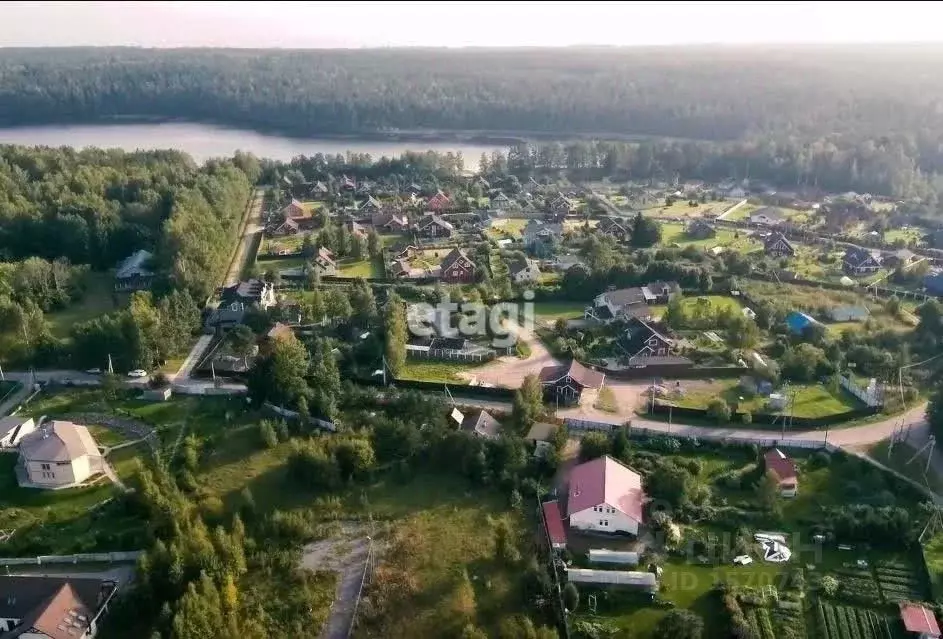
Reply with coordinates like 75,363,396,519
0,1,939,48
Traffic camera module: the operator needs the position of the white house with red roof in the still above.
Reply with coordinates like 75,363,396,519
899,602,941,639
763,448,799,498
566,455,645,536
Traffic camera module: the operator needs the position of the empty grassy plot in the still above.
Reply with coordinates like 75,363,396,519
532,301,586,323
884,227,925,246
409,248,450,269
261,232,309,254
398,360,480,384
46,271,121,339
670,379,862,419
486,218,527,240
257,255,307,272
660,222,761,252
642,199,731,219
338,256,385,278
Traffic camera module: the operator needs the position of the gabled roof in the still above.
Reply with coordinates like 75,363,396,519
417,214,454,231
624,317,671,352
600,287,647,308
598,216,629,233
567,455,645,523
460,409,501,439
440,247,474,271
508,259,539,278
764,232,795,253
19,421,99,463
359,195,382,210
0,576,116,639
900,602,941,636
492,192,510,202
538,359,604,390
843,246,882,267
764,448,798,482
541,500,567,547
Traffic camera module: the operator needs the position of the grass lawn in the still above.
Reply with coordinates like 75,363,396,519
0,452,148,555
257,256,307,272
660,223,760,253
923,532,943,601
338,256,385,278
486,218,527,240
672,379,863,419
397,360,479,384
641,200,731,219
884,227,925,246
532,301,586,323
575,555,790,637
677,295,744,317
718,202,760,221
46,272,120,339
409,248,449,269
261,232,309,254
87,425,127,448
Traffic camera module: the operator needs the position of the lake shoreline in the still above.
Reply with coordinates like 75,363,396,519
0,116,705,147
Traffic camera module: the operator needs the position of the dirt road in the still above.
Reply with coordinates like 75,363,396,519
460,319,559,388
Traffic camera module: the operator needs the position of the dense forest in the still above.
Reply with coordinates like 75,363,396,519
3,47,943,201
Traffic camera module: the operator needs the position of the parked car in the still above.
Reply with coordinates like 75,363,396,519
733,555,753,566
85,368,102,375
127,369,148,378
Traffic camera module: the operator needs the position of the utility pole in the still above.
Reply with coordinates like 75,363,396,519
926,437,936,477
668,402,672,434
0,363,4,382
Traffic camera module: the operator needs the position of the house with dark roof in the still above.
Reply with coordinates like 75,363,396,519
597,217,630,242
622,317,672,359
643,281,680,304
548,194,574,218
114,249,155,292
843,247,883,275
221,279,276,309
269,216,301,236
491,192,512,210
885,248,918,269
358,195,382,213
414,214,454,239
763,448,798,497
925,272,943,296
405,336,495,362
566,455,645,536
899,602,941,639
538,359,605,405
309,181,329,197
522,220,562,258
0,575,119,639
508,258,541,285
585,287,660,324
764,232,796,258
372,211,409,233
687,219,716,240
750,207,785,226
439,248,476,284
453,408,502,439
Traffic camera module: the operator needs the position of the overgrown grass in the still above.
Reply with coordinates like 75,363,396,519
671,379,863,419
660,223,761,253
87,425,128,448
338,256,385,278
46,271,121,339
398,360,478,384
532,301,586,323
867,440,943,494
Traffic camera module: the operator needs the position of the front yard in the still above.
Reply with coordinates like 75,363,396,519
668,378,864,419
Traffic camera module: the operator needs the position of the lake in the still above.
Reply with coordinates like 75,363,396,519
0,122,507,169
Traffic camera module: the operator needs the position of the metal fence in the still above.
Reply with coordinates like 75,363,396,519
0,551,143,566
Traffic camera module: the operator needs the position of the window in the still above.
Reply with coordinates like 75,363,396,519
41,463,50,470
599,520,604,526
603,520,610,527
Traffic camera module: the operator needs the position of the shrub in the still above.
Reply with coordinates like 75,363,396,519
707,399,731,424
741,411,752,425
563,582,579,612
259,420,278,449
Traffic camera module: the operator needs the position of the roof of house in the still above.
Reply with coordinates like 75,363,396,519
844,246,882,267
542,500,568,547
115,249,154,280
567,455,645,523
900,602,941,636
417,214,454,231
460,409,502,439
359,195,382,210
0,416,32,441
624,317,671,349
764,232,795,253
492,192,510,202
785,311,819,333
643,281,680,297
19,421,100,463
751,207,785,222
526,422,558,442
599,217,629,233
538,359,605,390
600,287,647,308
829,305,870,320
508,259,539,278
440,247,474,272
0,576,115,639
764,448,798,482
223,279,270,302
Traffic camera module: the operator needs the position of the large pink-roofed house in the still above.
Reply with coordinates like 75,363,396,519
566,455,645,536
